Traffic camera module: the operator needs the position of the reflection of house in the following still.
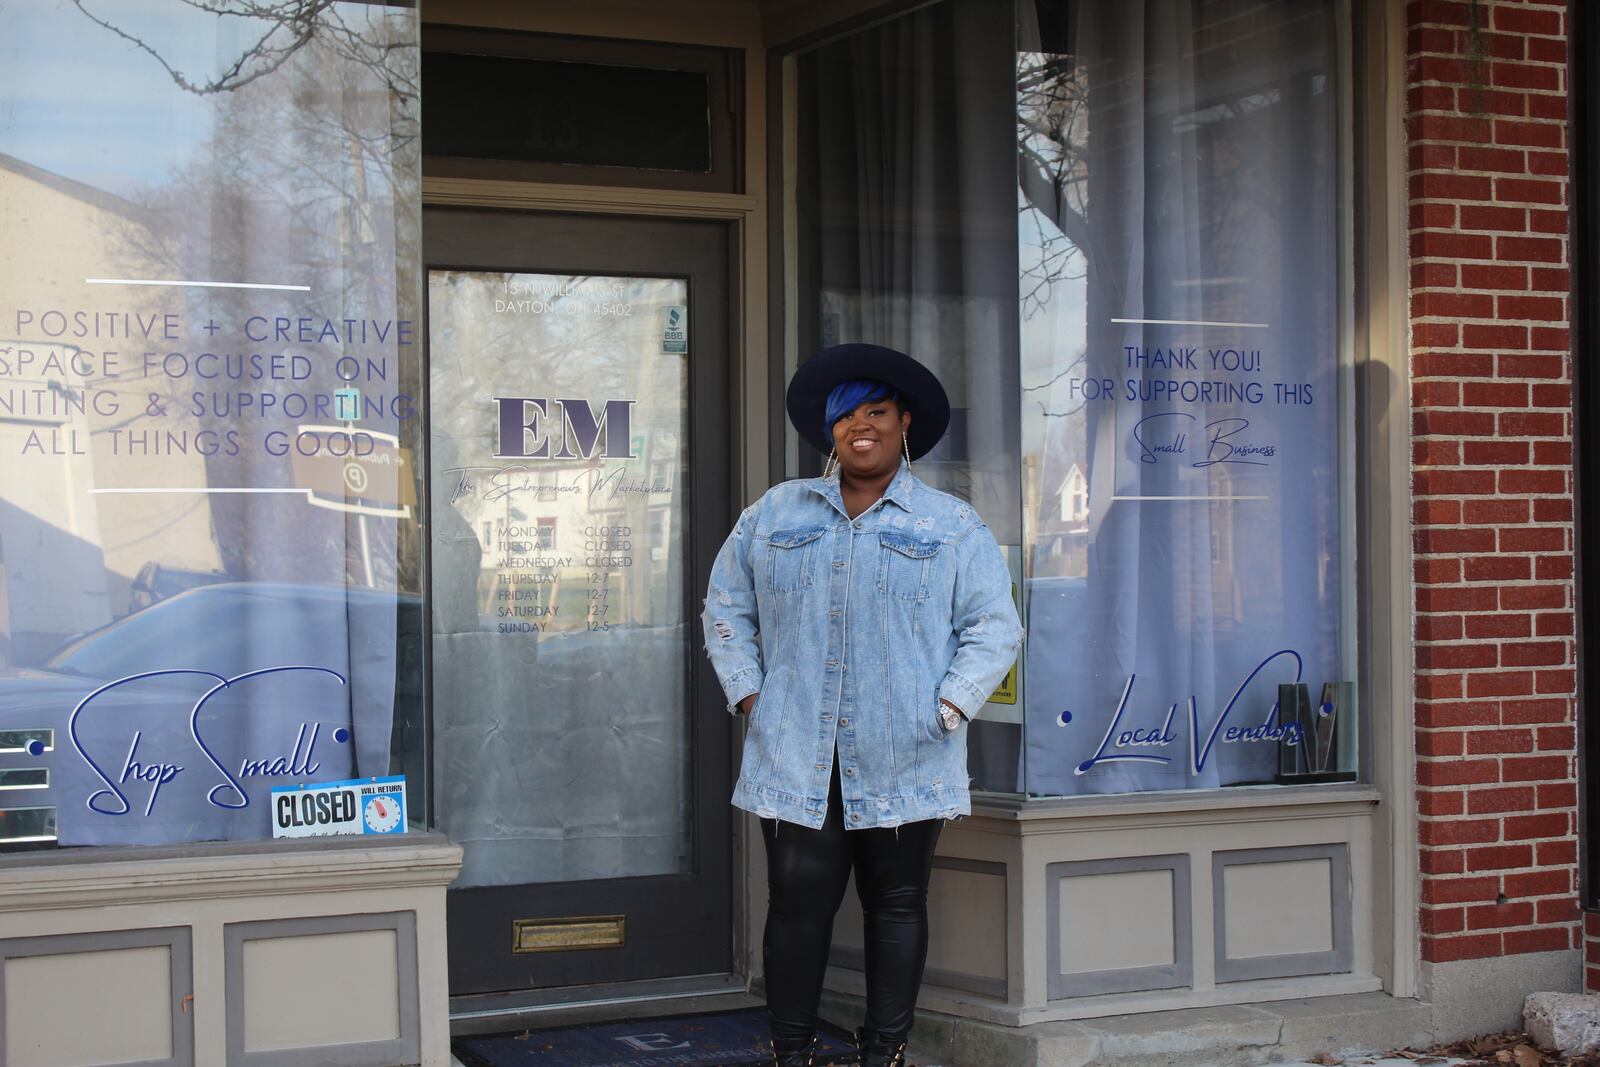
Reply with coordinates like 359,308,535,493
1032,459,1090,576
1029,393,1093,578
0,154,223,665
1060,462,1088,523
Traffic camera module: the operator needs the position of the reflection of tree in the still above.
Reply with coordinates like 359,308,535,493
87,2,423,592
1022,352,1087,420
1017,51,1090,321
65,1,417,146
1017,47,1094,581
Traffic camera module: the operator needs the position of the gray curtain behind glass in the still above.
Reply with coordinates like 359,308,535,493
800,0,1023,544
797,0,1025,790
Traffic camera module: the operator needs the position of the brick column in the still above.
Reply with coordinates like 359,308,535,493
1406,0,1579,970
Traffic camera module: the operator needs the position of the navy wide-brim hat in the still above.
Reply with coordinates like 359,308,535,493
785,343,951,461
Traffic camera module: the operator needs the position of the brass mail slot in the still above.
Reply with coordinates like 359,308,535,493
513,915,626,953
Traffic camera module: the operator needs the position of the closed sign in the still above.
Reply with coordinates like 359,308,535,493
271,776,407,839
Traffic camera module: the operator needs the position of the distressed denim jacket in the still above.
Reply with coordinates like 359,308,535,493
702,462,1023,829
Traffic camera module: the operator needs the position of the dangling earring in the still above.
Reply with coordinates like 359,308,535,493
902,434,912,474
823,446,838,479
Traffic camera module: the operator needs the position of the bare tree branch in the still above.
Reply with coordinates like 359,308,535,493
66,0,336,94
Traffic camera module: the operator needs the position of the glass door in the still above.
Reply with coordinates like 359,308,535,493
424,210,733,995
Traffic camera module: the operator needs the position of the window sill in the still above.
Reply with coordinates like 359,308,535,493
0,832,461,910
969,781,1380,824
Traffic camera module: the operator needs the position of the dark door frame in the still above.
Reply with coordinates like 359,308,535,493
422,207,738,997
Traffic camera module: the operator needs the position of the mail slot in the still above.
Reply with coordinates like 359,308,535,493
512,915,627,954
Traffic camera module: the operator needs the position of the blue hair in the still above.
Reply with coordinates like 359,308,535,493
824,378,901,441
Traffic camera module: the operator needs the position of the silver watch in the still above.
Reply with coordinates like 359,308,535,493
938,701,964,732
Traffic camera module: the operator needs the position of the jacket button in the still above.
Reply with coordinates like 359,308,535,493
844,767,856,777
839,717,849,727
850,813,861,823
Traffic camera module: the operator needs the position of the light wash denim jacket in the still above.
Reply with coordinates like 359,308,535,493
702,462,1022,829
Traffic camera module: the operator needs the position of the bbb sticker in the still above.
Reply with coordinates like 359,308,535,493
271,776,407,839
661,306,687,354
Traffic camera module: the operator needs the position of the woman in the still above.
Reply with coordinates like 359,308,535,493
702,343,1022,1067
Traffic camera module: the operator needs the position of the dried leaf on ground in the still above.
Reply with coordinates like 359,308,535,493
1513,1045,1548,1067
1390,1026,1590,1067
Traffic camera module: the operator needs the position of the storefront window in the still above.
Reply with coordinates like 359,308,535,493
0,1,424,847
1017,0,1353,796
791,0,1356,797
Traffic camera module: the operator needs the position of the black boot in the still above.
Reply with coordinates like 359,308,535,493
771,1032,816,1066
855,1028,908,1067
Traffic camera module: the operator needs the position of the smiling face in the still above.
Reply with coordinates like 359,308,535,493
830,397,911,480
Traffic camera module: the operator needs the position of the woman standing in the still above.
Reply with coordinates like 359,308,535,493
702,343,1023,1067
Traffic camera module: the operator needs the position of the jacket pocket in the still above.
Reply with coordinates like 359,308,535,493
764,526,826,593
877,531,939,600
742,667,789,782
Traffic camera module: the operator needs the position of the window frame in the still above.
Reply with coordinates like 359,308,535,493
1572,0,1598,909
421,25,745,194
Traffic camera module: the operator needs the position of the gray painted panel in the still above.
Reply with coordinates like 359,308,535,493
1212,843,1353,983
0,926,194,1067
830,945,1007,1000
827,856,1010,1000
921,964,1006,1000
1046,854,1193,1000
932,856,1007,878
224,912,420,1067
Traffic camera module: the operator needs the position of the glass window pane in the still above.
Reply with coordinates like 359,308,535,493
428,272,692,886
0,0,425,847
422,53,713,172
1017,0,1355,795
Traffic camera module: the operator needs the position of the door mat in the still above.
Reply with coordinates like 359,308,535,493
453,1007,860,1067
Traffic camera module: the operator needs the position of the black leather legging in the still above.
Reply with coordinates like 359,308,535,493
760,760,943,1051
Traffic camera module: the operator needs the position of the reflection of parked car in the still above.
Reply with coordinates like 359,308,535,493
49,582,416,683
127,562,229,612
2,583,423,849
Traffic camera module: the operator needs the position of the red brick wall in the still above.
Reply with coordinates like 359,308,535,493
1406,0,1579,968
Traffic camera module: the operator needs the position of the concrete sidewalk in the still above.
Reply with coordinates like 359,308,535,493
449,989,1462,1067
820,989,1440,1067
448,1056,1474,1066
1264,1059,1472,1067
